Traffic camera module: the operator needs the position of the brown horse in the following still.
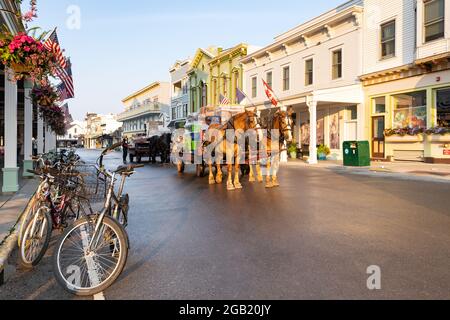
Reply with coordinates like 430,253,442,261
205,110,259,191
249,108,294,188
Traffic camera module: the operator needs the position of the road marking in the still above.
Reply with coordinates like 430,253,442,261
94,292,105,300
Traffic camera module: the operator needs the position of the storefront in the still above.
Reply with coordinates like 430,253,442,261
363,66,450,163
294,104,359,160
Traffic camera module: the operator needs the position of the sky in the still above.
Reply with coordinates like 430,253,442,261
26,0,345,121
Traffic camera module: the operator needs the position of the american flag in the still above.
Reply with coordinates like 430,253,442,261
262,79,278,107
56,82,73,101
55,58,74,99
219,94,230,105
43,29,67,69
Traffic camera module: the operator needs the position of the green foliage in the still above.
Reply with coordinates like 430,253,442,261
288,143,297,154
317,144,331,156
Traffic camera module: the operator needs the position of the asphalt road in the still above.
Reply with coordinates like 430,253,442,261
1,149,450,300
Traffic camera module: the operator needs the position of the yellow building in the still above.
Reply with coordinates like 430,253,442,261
118,82,171,139
208,43,258,107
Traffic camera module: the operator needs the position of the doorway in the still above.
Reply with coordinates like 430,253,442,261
372,116,385,159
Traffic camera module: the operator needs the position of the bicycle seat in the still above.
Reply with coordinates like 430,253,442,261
114,164,144,174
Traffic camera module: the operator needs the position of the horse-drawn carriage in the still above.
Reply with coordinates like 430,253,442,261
129,132,172,164
172,105,294,190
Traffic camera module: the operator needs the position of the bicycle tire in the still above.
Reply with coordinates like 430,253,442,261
18,195,39,247
19,207,52,268
53,215,129,296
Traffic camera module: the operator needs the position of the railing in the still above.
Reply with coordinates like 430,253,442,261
117,103,162,122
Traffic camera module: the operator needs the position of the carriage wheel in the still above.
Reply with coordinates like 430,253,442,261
196,164,205,177
240,164,250,177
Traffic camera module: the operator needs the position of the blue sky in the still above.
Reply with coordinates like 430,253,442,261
27,0,345,120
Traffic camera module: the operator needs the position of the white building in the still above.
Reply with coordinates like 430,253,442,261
169,59,191,129
360,0,450,163
241,0,365,163
85,113,122,149
58,120,87,148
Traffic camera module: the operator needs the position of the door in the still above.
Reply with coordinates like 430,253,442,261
372,116,385,158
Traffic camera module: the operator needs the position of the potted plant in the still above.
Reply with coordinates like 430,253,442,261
317,144,330,160
384,127,425,143
288,143,298,159
425,127,450,143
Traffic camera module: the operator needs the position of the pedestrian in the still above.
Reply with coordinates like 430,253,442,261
122,138,129,164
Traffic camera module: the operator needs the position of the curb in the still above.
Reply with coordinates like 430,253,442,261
0,229,19,285
0,187,36,286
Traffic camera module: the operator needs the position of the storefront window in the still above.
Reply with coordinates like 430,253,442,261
393,91,427,129
437,88,450,127
373,97,386,114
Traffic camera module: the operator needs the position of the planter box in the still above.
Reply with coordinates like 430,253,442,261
427,134,450,143
385,135,424,143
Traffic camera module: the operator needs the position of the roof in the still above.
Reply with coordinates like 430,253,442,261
169,58,192,73
122,82,165,103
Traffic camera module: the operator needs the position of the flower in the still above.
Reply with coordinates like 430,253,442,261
0,30,58,82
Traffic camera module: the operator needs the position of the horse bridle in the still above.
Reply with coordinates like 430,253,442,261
262,109,293,142
224,110,258,131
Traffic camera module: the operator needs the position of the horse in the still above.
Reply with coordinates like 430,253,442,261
156,133,172,164
205,110,259,191
250,108,294,188
149,133,172,164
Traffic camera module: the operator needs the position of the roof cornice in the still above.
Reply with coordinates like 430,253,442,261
241,5,363,64
122,82,162,103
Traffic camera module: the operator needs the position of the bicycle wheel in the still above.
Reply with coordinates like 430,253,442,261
19,207,52,268
53,215,129,296
18,196,40,247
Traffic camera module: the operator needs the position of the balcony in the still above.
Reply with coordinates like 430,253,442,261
117,103,161,122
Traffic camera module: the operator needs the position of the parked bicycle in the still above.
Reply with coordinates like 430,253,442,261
52,143,143,296
18,152,93,268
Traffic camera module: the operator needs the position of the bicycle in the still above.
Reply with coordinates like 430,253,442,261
18,152,84,248
53,158,143,296
19,169,91,268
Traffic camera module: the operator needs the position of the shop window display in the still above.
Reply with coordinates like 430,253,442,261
393,91,427,129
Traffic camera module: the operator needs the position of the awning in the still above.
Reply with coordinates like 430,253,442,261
168,120,186,129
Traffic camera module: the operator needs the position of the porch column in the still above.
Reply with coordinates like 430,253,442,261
2,68,19,193
23,80,34,177
44,124,52,153
307,99,318,165
37,112,44,154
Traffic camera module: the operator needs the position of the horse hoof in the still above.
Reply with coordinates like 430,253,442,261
234,183,243,189
209,179,216,185
265,183,274,189
227,186,235,191
273,181,280,187
216,179,223,184
257,179,264,183
249,177,256,183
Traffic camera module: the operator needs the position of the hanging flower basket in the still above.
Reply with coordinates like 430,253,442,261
31,84,59,106
39,105,67,136
10,61,32,73
0,31,58,83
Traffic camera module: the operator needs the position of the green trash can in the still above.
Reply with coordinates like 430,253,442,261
343,141,371,167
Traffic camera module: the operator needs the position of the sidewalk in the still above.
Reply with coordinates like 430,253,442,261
286,159,450,182
0,178,39,284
